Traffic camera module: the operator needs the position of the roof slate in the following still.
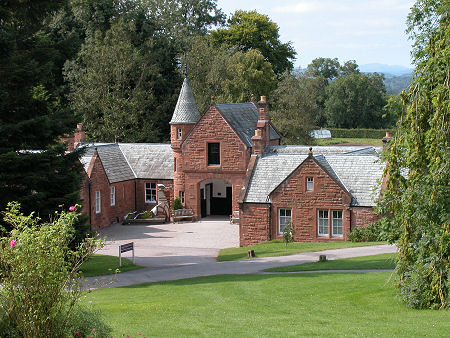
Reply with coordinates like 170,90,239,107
266,145,381,155
216,103,281,147
170,77,201,124
118,143,173,179
96,144,135,183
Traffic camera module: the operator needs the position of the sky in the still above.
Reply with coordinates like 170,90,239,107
216,0,415,69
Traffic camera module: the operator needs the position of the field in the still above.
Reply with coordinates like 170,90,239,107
314,137,383,146
79,254,144,277
85,271,449,337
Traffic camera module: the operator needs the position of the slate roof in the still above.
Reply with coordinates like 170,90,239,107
216,103,281,147
119,143,173,179
170,77,201,124
244,146,385,206
78,143,173,183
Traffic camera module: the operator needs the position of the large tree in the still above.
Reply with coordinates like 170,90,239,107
377,0,449,309
210,10,296,74
0,0,84,218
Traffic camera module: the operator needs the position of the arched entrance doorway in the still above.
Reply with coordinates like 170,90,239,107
199,179,232,217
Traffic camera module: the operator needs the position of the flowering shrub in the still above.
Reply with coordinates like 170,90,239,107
0,202,106,337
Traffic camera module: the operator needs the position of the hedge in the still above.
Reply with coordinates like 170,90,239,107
327,128,394,139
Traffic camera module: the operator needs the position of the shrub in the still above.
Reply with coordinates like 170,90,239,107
348,220,395,242
0,202,102,337
138,210,153,219
172,197,183,210
282,221,295,248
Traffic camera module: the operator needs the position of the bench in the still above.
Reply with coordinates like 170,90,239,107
172,208,195,222
230,210,240,224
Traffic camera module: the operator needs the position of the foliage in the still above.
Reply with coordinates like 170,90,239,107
0,202,102,337
314,138,382,147
265,253,397,272
186,36,276,111
326,128,393,139
270,70,315,144
383,94,407,127
172,197,183,210
210,10,296,74
348,221,395,243
0,0,85,220
325,72,387,128
282,221,295,248
377,0,449,309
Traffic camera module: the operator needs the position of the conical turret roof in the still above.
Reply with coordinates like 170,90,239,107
170,77,200,124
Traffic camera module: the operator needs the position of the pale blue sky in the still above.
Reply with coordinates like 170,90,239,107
216,0,414,68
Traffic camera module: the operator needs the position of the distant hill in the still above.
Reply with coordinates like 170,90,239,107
360,63,413,76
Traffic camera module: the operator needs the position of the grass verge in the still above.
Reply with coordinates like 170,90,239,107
79,254,144,277
217,240,387,261
84,272,449,337
264,253,396,272
314,137,382,146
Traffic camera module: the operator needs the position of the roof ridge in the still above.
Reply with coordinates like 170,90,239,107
117,144,137,179
319,155,350,193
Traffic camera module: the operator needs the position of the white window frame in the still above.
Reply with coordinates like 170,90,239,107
95,191,101,214
278,208,292,235
180,191,185,205
318,210,328,236
306,177,314,191
177,128,182,139
110,186,115,206
145,182,157,203
332,210,343,237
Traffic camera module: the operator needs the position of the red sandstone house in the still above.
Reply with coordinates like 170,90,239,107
68,77,386,246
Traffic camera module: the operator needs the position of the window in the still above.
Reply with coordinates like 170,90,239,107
306,177,314,191
318,210,328,236
110,186,115,206
180,191,185,204
177,128,182,139
332,210,343,237
208,143,220,166
278,208,292,234
95,191,101,214
174,157,177,172
145,183,157,203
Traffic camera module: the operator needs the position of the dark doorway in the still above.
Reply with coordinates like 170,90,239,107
200,188,206,217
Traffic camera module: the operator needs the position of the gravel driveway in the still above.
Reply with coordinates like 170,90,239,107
95,216,239,270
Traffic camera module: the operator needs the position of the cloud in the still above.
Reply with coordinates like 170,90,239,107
273,2,321,14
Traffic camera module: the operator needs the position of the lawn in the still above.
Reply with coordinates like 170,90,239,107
264,253,396,272
79,254,144,277
314,137,382,146
85,272,449,337
217,240,387,261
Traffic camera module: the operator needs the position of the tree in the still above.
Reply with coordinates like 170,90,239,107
210,10,296,74
66,16,180,142
325,72,387,128
0,0,84,219
377,0,449,309
271,70,315,144
306,57,341,81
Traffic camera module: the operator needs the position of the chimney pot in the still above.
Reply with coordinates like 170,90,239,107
260,95,266,103
255,129,262,137
77,123,83,130
385,131,392,138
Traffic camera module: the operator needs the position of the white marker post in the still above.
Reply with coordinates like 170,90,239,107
119,242,134,267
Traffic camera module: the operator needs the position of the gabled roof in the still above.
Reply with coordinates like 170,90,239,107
170,77,200,124
216,103,281,147
79,143,173,182
244,146,385,206
266,145,382,155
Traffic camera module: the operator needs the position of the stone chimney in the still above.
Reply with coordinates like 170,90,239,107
74,123,86,148
252,96,270,155
382,131,392,149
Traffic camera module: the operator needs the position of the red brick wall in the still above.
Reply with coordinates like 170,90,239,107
351,207,380,229
136,179,173,212
239,203,271,246
269,157,352,241
178,105,250,218
87,155,135,229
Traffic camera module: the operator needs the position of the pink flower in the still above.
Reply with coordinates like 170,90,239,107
92,328,96,331
69,205,76,211
10,240,16,248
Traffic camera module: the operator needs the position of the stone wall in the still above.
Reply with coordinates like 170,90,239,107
350,207,380,229
239,203,271,246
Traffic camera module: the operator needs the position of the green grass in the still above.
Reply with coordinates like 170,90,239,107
264,253,396,272
314,137,382,146
217,240,386,261
84,272,449,337
79,254,144,277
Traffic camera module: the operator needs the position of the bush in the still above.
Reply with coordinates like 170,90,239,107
172,197,183,210
282,221,295,248
348,220,394,242
0,202,102,337
138,210,153,219
327,128,393,139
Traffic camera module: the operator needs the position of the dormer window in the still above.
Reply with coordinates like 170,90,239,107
177,128,182,139
306,177,314,191
208,143,220,166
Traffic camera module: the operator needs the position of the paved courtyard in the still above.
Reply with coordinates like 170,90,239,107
96,216,239,270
